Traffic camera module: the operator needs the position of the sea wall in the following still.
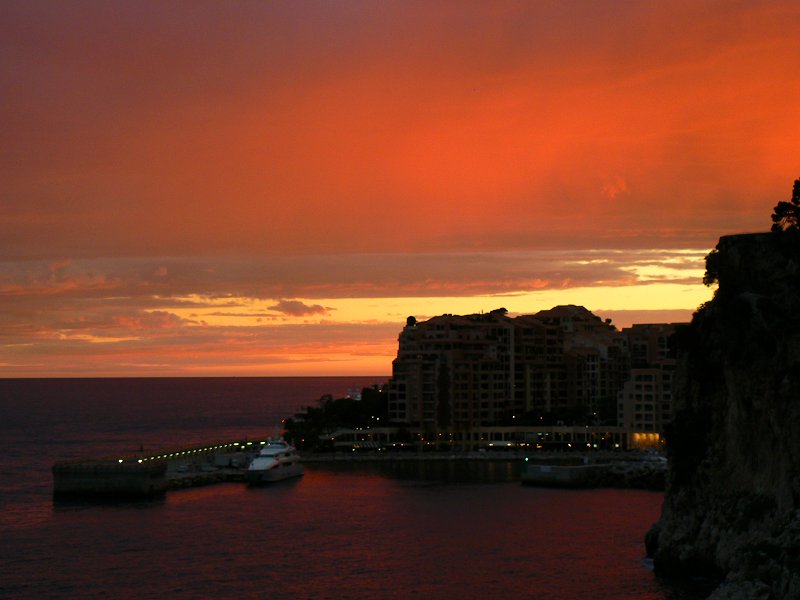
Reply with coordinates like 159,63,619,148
53,460,168,497
647,232,800,598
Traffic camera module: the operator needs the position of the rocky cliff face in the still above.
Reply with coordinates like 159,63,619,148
648,232,800,599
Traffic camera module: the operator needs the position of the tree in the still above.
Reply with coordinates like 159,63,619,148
771,178,800,232
703,249,720,287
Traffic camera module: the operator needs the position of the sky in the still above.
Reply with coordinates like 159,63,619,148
2,0,799,377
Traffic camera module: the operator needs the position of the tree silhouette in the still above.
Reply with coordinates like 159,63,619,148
771,178,800,232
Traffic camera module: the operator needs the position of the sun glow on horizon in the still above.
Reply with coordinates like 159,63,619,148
0,275,712,377
165,279,711,330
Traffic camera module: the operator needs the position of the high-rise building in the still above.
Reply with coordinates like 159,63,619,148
387,309,517,433
533,306,629,423
617,323,680,436
388,306,630,435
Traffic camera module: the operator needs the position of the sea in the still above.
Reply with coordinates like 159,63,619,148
0,377,699,599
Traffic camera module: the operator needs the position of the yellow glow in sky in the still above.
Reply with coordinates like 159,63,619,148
169,280,713,329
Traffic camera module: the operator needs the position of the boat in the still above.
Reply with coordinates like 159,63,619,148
520,457,610,488
246,439,304,484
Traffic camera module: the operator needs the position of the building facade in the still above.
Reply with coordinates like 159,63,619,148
617,323,679,436
388,306,637,434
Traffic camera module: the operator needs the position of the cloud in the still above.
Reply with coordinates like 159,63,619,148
113,310,185,331
205,312,278,319
602,176,628,200
1,1,795,375
0,318,400,377
0,249,707,308
0,246,711,376
49,259,72,276
268,299,332,317
2,2,798,260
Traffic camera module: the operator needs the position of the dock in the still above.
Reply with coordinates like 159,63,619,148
520,454,667,489
52,436,273,497
520,461,611,488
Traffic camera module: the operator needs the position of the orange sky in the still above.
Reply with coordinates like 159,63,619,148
2,1,799,376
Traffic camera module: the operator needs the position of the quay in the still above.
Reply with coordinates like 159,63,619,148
520,454,667,489
52,435,273,497
52,441,667,497
521,461,611,488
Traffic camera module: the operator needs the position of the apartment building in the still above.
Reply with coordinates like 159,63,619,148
617,323,680,436
387,305,630,434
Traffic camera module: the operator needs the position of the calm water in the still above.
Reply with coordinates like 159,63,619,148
0,378,687,599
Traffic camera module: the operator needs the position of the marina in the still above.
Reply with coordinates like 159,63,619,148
52,437,667,497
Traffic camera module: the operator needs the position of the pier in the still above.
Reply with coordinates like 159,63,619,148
520,454,667,489
52,435,274,497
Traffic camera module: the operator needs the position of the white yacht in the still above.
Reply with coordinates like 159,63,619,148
246,439,303,484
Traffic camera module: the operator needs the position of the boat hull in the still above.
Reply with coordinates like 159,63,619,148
521,463,608,488
246,462,304,484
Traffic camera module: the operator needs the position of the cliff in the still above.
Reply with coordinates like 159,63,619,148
647,232,800,599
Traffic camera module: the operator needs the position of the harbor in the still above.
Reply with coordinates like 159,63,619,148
53,435,667,497
10,378,675,599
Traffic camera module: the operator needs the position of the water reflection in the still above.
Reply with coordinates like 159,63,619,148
306,458,523,483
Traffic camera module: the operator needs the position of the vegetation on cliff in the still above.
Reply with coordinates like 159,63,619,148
771,177,800,233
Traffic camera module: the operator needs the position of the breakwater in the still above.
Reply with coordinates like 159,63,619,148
521,458,666,489
52,436,272,497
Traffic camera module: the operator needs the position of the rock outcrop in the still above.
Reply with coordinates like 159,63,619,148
647,232,800,599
